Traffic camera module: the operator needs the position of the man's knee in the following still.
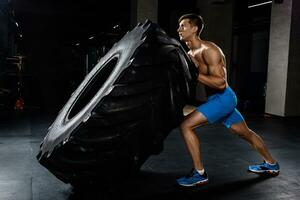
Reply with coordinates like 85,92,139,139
180,121,190,132
230,122,251,139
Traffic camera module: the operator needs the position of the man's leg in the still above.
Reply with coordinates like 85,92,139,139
180,110,208,170
229,120,276,163
229,120,279,175
176,110,209,186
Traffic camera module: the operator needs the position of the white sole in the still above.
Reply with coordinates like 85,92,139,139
178,179,209,187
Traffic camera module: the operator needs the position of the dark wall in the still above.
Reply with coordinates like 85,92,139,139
4,0,273,114
9,0,131,114
0,1,21,110
0,2,9,71
0,3,8,109
231,0,271,113
158,0,197,39
286,0,300,114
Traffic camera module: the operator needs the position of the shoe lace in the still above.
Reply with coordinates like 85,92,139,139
185,168,196,178
259,161,272,169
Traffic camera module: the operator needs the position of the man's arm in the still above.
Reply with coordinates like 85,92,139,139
196,48,226,90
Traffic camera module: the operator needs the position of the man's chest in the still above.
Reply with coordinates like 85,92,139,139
190,54,209,75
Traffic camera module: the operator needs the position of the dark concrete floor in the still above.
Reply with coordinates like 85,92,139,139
1,110,300,200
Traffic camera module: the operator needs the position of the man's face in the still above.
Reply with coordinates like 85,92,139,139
177,19,196,42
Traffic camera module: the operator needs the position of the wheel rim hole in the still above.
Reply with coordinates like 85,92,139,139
68,57,118,119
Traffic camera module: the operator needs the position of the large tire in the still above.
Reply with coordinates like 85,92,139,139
36,20,197,187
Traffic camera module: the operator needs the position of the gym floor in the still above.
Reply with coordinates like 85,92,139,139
0,109,300,200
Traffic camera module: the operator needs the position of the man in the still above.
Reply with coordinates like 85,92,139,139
176,13,279,187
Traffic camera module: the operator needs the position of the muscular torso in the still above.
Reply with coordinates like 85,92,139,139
187,40,228,96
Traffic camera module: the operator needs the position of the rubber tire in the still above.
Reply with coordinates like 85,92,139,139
37,20,197,187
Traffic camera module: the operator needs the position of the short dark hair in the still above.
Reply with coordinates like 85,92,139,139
178,13,204,36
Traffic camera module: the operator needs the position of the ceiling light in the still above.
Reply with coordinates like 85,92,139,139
248,1,272,8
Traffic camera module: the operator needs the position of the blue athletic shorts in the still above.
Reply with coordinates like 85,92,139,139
197,86,244,128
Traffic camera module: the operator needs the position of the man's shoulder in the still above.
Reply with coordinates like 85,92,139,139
204,41,220,49
203,41,223,55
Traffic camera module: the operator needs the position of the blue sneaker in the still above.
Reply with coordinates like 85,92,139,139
177,169,209,187
248,161,280,176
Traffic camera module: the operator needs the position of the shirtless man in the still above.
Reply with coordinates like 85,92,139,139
176,13,279,187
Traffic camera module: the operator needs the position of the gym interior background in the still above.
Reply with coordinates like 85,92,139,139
1,0,300,200
1,0,299,117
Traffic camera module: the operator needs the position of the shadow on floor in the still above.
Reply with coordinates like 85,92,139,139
67,171,273,200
